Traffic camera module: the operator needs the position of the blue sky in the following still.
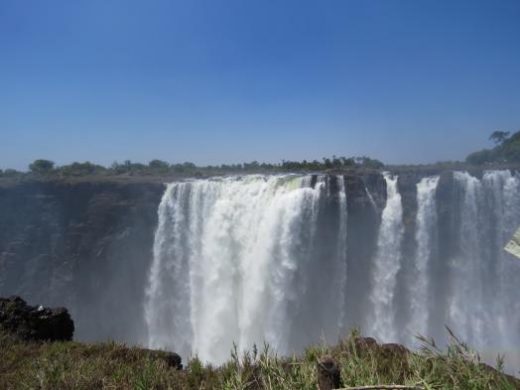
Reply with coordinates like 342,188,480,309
1,0,519,170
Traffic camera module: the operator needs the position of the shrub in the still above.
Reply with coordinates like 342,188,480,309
29,159,55,175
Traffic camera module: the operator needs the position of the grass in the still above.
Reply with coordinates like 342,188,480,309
0,329,518,389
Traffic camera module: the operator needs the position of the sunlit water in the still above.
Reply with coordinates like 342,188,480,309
145,171,520,368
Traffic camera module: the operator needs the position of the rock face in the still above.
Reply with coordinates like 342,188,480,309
317,355,342,390
0,296,74,341
0,179,164,345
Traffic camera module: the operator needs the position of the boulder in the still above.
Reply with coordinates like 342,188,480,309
0,296,74,341
143,349,183,370
317,355,342,390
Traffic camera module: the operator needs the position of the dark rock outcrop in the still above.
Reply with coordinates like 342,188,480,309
317,355,342,390
0,296,74,341
144,349,183,370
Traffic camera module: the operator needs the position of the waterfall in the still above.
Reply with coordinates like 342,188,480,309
449,171,486,346
143,170,520,368
2,168,520,370
368,173,404,341
364,185,378,210
408,176,439,342
481,170,520,349
336,177,348,330
449,170,520,349
145,175,348,364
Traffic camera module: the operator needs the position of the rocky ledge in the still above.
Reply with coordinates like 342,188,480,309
0,295,74,342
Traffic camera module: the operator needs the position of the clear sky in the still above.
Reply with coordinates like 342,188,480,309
1,0,519,170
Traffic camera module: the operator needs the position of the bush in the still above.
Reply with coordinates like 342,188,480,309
466,130,520,165
59,162,106,177
148,159,170,173
29,159,55,175
466,149,496,165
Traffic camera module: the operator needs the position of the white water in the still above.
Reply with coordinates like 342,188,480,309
368,173,404,341
408,176,439,342
481,170,520,349
145,175,348,363
449,171,520,350
449,172,486,345
144,170,520,369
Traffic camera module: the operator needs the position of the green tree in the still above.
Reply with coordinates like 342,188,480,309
59,162,105,176
489,131,510,145
29,159,55,175
500,130,520,162
148,159,170,170
466,149,495,165
466,130,520,164
147,159,170,175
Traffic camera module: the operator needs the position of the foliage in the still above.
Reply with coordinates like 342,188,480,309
58,161,107,177
466,149,495,165
490,131,511,145
148,159,170,173
28,159,55,175
0,168,23,179
0,329,517,389
1,155,386,181
466,130,520,165
280,155,383,171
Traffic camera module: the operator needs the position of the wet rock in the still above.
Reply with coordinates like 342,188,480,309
144,349,183,370
317,355,342,390
0,296,74,341
351,336,379,356
379,343,410,380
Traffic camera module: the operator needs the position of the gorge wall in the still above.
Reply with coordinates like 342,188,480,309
0,180,163,344
0,170,519,367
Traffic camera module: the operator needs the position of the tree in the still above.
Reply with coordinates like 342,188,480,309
148,159,170,174
500,130,520,162
29,159,55,175
148,159,170,170
466,149,495,165
2,169,22,178
466,130,520,164
59,162,105,176
489,131,510,145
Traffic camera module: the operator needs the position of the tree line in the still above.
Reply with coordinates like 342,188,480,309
2,130,518,179
466,130,520,165
0,155,384,179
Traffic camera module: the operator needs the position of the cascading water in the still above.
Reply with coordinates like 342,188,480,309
449,171,520,350
368,173,404,341
145,175,348,363
143,170,520,368
408,176,439,343
481,170,520,349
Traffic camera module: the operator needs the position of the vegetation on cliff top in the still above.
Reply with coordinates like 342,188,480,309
0,156,385,181
1,328,518,389
1,130,519,182
466,130,520,165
